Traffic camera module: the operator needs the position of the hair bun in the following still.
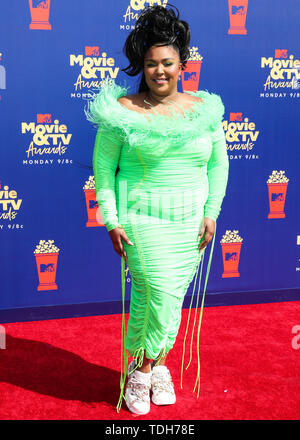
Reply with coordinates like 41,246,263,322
121,3,191,91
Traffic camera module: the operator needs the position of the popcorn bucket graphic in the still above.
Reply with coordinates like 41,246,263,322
34,240,59,290
181,61,202,92
83,176,104,227
228,0,248,35
220,230,243,278
221,242,242,278
84,189,103,227
267,182,288,218
267,170,289,219
35,252,59,291
29,0,52,30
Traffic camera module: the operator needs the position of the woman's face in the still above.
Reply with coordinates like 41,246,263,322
143,44,182,95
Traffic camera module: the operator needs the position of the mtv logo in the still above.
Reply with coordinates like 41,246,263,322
32,0,49,8
225,252,238,261
89,199,98,209
85,46,100,56
40,263,55,272
230,112,242,121
183,72,197,81
37,114,51,123
232,6,245,15
275,49,287,58
271,192,283,201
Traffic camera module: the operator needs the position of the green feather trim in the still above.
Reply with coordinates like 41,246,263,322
84,78,225,160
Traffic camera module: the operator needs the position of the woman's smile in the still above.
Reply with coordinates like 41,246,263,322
153,78,169,84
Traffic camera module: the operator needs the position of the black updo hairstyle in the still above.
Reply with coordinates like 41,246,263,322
121,3,191,93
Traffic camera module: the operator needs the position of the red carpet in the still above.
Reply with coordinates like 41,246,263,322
0,301,299,420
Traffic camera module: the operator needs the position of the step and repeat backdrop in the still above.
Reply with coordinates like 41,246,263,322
0,0,299,321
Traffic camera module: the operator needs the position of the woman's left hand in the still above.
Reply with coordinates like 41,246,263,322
198,217,215,251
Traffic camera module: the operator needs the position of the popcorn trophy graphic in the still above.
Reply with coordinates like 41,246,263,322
267,170,289,219
228,0,248,35
83,176,104,227
181,47,203,93
34,240,59,291
220,230,243,278
28,0,52,30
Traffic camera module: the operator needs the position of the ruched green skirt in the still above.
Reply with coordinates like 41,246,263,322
115,161,217,412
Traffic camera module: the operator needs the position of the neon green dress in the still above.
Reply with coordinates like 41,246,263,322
85,79,229,412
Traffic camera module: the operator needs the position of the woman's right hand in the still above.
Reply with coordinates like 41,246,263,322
108,227,134,263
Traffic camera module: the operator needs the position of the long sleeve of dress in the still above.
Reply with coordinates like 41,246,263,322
203,123,229,222
93,126,123,232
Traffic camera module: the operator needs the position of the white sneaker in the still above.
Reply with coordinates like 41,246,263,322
125,360,151,415
150,365,176,405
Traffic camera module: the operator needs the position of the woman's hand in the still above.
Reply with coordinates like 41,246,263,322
108,227,134,263
198,217,215,251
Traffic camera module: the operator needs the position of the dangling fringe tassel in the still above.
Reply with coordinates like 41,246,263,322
116,256,129,413
185,250,205,371
180,250,204,389
193,222,217,397
132,347,145,370
153,346,167,366
115,260,148,412
116,300,146,412
180,222,217,397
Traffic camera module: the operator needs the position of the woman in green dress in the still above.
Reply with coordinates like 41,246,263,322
85,4,229,415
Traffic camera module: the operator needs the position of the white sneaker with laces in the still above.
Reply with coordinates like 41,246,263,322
150,365,176,405
125,360,151,415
